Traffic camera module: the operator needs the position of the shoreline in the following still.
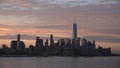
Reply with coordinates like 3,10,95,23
0,54,120,57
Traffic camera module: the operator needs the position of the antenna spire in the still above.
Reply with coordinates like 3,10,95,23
74,16,76,24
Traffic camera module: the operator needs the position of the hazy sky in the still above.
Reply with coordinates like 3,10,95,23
0,0,120,53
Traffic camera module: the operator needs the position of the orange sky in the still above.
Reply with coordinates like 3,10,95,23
0,0,120,53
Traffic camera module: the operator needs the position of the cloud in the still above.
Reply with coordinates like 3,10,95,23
0,15,39,27
36,25,72,30
0,34,120,43
0,34,68,41
42,0,120,7
0,34,36,40
0,0,120,10
0,5,120,37
29,0,120,6
0,0,120,43
83,35,120,43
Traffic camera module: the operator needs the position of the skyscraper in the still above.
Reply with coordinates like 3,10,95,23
73,19,77,38
35,37,43,47
17,34,25,50
17,34,21,42
11,40,17,50
72,18,80,47
35,37,44,56
50,34,54,46
17,34,21,49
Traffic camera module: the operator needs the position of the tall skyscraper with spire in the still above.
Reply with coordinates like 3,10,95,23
73,17,77,38
72,17,80,47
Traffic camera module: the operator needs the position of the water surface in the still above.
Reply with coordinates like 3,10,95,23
0,57,119,68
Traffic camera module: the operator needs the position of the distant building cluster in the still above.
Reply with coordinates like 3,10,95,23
0,22,111,57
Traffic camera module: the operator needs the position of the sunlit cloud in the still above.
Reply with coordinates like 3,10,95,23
35,0,120,7
0,0,120,53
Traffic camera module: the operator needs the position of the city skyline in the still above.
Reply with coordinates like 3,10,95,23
0,0,120,53
0,23,112,57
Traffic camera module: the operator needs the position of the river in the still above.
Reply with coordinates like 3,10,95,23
0,57,119,68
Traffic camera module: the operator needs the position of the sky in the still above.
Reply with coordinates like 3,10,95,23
0,0,120,53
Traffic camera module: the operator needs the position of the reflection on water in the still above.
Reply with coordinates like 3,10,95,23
0,57,120,68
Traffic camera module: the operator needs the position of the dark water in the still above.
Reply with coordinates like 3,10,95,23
0,57,120,68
